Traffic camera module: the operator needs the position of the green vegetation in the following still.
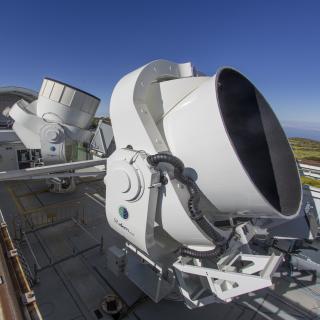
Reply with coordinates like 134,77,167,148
288,138,320,188
289,137,320,165
301,176,320,188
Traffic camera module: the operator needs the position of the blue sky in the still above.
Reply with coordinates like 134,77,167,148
0,1,319,138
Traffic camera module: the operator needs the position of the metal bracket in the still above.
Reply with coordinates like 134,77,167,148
173,253,283,307
8,248,18,258
21,291,36,304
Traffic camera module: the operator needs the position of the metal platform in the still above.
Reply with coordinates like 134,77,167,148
0,178,319,320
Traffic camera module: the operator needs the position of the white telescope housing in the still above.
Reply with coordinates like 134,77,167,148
161,68,301,219
6,78,100,164
105,59,302,306
108,60,301,246
38,78,99,128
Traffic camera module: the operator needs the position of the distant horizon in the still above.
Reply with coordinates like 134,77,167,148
1,83,318,142
281,120,320,141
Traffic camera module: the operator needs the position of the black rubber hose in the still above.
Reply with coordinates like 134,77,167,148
175,171,202,219
196,216,225,244
147,154,202,219
147,153,227,259
147,153,184,174
180,244,224,259
179,215,226,259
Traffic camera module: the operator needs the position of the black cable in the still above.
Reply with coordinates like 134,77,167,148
179,243,225,259
147,152,226,260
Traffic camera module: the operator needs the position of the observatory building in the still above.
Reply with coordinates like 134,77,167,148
0,87,40,170
0,86,37,128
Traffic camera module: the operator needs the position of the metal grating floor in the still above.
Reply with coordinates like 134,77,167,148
0,179,319,320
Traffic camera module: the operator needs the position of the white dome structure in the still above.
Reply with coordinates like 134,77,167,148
0,87,37,127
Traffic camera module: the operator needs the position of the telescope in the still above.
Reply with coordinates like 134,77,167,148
3,78,112,192
0,59,303,308
105,60,302,307
5,78,100,164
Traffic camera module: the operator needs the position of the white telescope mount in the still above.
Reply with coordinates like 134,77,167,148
3,78,112,193
105,60,302,308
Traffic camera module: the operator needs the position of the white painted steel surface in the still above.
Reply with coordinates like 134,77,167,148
6,78,102,164
161,75,300,219
106,60,304,305
109,59,302,247
38,78,100,129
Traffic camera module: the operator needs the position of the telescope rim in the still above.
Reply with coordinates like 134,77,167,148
214,66,302,217
43,77,101,102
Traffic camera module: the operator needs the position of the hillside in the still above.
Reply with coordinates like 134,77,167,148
289,137,320,165
289,137,320,188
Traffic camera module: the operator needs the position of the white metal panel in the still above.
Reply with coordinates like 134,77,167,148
300,164,320,171
42,80,54,98
37,96,94,128
80,94,93,113
161,77,270,216
39,79,47,96
12,123,41,149
60,86,75,106
50,82,64,102
71,90,85,111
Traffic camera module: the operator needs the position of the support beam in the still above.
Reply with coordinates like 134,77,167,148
0,159,106,181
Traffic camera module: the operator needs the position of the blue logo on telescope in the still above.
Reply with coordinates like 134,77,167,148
119,206,129,220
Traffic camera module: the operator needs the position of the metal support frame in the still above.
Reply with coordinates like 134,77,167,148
0,159,106,181
124,243,176,303
173,253,283,307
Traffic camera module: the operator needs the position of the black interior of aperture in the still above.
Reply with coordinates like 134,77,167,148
216,68,301,216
